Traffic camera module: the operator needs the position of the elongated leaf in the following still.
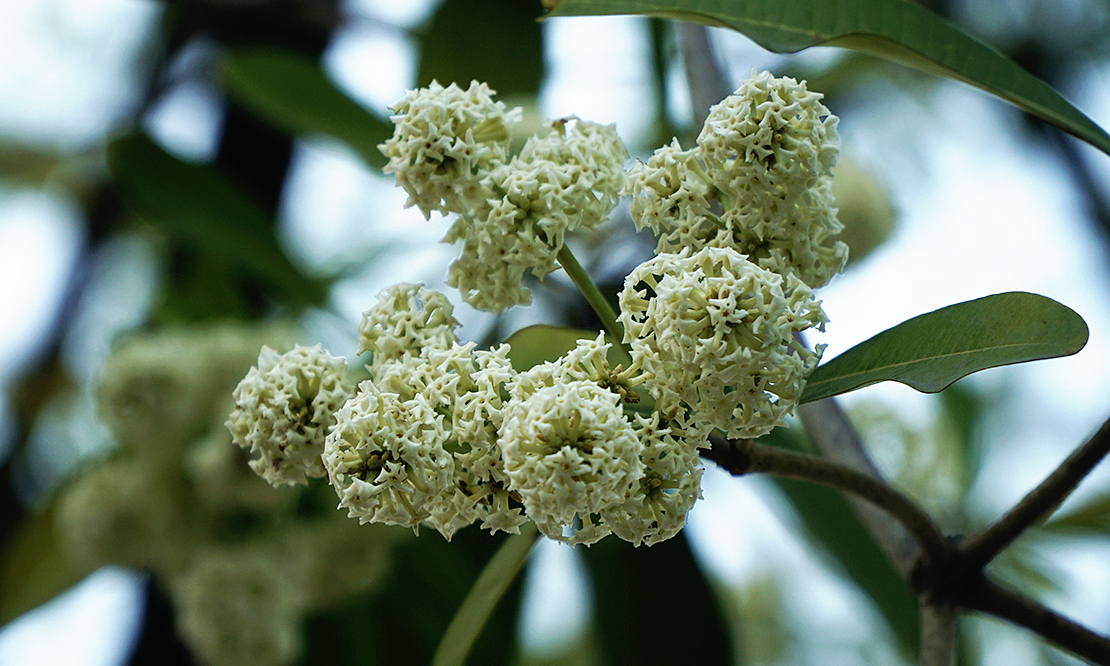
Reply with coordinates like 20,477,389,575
801,292,1088,403
541,0,1110,159
108,132,329,308
433,524,539,666
218,48,392,170
417,0,544,97
1042,491,1110,535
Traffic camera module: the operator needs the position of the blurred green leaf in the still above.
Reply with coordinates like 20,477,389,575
302,528,525,666
581,534,734,665
541,0,1110,159
218,47,392,170
417,0,545,98
774,477,920,654
0,504,91,625
801,292,1088,403
503,325,600,373
434,524,540,666
1042,491,1110,535
107,132,329,309
759,429,920,656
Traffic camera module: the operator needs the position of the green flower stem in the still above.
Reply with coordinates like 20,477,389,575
433,523,540,666
703,436,950,569
556,244,634,366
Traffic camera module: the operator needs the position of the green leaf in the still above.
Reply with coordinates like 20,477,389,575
108,132,329,308
541,0,1110,159
801,292,1088,403
218,47,392,170
503,325,603,372
417,0,545,98
581,533,735,665
1042,491,1110,535
433,524,539,666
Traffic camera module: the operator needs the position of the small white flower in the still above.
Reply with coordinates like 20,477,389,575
500,377,644,545
618,246,826,438
358,283,459,365
227,345,353,487
379,80,521,218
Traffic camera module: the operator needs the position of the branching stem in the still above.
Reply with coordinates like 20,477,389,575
958,414,1110,569
703,437,951,569
957,574,1110,665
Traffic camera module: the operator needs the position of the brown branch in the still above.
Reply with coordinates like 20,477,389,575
919,602,958,666
958,575,1110,665
959,414,1110,569
704,438,951,569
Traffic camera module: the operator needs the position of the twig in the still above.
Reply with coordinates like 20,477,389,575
958,415,1110,569
704,438,950,569
958,575,1110,665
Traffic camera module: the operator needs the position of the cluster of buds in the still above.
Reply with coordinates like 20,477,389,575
229,71,845,549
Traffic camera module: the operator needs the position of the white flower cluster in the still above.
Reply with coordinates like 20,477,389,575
619,247,827,438
227,345,353,486
499,335,704,546
381,82,628,312
223,73,850,549
380,80,520,218
625,70,847,289
618,71,844,436
226,284,703,547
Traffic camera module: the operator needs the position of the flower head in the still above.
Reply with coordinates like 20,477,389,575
324,384,454,532
227,345,353,486
698,70,839,194
624,138,718,253
379,80,521,218
618,246,826,438
696,70,847,287
358,283,459,364
602,412,704,547
444,118,628,312
500,376,644,545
